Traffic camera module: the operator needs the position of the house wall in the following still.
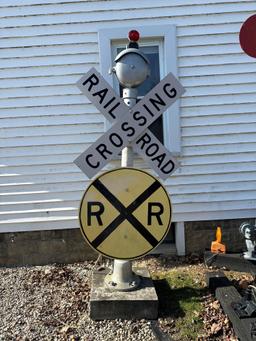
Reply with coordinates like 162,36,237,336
1,0,256,260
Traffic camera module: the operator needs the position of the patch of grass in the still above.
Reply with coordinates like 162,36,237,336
153,267,207,340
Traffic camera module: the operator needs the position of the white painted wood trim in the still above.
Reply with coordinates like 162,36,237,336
175,222,186,256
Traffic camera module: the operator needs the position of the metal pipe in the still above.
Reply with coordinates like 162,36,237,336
106,87,140,291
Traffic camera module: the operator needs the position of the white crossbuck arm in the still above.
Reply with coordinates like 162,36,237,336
74,68,185,179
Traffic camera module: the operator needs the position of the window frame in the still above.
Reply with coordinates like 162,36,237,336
98,24,181,155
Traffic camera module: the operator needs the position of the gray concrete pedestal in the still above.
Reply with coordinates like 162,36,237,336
90,268,158,320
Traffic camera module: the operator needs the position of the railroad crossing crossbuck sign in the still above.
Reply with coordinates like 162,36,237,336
74,68,185,180
79,168,172,260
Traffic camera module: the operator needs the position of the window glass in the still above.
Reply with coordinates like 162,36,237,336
116,45,163,143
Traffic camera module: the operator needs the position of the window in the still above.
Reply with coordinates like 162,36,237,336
98,25,181,154
115,44,164,143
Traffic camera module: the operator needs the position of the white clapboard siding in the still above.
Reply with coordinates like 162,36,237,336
0,114,102,128
182,73,256,87
1,106,99,119
182,103,256,118
0,0,256,233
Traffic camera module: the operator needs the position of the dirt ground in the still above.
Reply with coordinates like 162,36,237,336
0,254,253,340
137,254,253,340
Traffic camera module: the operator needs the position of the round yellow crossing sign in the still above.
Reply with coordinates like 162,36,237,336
79,167,172,260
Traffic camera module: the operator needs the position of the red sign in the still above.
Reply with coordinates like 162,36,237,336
239,14,256,58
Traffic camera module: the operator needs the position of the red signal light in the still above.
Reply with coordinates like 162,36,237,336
128,30,140,42
239,14,256,58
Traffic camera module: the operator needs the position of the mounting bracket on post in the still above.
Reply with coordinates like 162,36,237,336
104,260,140,291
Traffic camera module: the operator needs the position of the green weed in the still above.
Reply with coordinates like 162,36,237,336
153,268,206,340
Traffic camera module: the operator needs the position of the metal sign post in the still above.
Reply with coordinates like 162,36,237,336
75,30,185,293
109,38,150,290
110,86,140,290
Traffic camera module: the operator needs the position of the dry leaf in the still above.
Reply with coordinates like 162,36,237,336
212,300,220,310
211,322,222,334
239,279,249,290
60,325,71,334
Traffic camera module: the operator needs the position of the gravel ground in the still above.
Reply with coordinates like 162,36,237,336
0,255,241,340
0,259,157,341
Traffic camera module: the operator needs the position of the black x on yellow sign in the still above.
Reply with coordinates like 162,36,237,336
79,168,172,260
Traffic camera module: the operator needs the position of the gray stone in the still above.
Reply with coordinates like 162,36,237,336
90,267,158,320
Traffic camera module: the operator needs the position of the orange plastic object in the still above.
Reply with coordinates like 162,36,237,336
211,226,226,253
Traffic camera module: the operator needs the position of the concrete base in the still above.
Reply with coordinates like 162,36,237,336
90,267,158,320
